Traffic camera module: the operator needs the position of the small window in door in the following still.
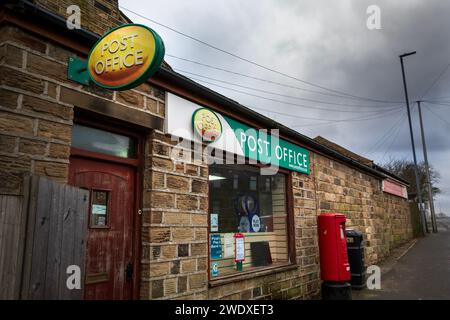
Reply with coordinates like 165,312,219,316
91,190,109,227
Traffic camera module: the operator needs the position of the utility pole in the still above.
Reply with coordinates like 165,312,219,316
417,101,438,233
399,51,428,235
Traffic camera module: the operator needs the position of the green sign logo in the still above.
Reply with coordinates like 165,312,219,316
224,116,310,175
192,108,223,142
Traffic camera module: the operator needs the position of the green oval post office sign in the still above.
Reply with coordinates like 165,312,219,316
87,24,165,91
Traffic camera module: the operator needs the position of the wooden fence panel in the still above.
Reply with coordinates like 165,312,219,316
21,176,89,300
0,194,27,299
6,175,91,300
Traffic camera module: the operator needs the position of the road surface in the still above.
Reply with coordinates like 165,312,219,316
354,216,450,300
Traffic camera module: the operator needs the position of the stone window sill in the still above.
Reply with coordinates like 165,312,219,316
208,263,298,288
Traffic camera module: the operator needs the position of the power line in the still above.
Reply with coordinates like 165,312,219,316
168,54,401,104
424,103,450,127
249,104,401,124
423,96,450,101
188,75,402,114
420,61,450,99
377,118,406,164
120,6,402,104
289,109,403,129
175,68,401,110
424,101,450,107
365,111,407,156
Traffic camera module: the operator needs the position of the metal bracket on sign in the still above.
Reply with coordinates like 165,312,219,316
67,57,90,86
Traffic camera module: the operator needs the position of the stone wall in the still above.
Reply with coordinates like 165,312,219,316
141,131,209,300
313,154,413,265
291,152,321,299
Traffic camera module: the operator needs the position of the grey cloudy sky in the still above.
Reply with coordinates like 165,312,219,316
120,0,450,214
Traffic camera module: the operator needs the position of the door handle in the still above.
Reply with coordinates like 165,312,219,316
125,262,134,281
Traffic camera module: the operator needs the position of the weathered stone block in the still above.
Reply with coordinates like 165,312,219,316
146,98,158,114
164,212,190,225
1,44,23,68
0,135,17,153
191,179,208,194
152,157,173,171
116,90,144,109
150,228,171,243
188,273,207,290
161,245,177,259
19,138,47,156
48,143,70,159
166,174,190,192
181,259,197,273
150,262,169,277
27,53,67,83
151,279,164,299
0,155,31,194
0,89,19,109
22,95,72,121
172,227,195,242
34,161,68,179
152,192,175,209
0,112,34,136
178,276,187,293
178,244,189,257
176,194,198,211
0,66,44,93
37,120,71,143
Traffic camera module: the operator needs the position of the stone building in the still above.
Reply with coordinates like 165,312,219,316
0,0,414,300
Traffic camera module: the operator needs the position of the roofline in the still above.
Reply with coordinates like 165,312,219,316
373,164,410,186
6,0,408,185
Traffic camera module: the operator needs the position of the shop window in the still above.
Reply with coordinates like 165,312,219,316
209,164,290,278
72,124,137,159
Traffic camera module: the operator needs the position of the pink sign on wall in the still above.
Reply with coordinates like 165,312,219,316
382,179,408,199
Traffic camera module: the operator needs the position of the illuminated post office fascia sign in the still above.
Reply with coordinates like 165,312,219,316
166,94,310,175
68,24,165,90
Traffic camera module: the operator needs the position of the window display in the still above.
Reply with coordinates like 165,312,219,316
209,164,289,278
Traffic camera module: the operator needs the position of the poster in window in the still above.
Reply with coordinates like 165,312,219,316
223,233,234,258
211,262,219,277
210,234,222,260
92,204,107,215
234,233,245,262
239,216,250,232
210,213,219,232
250,214,261,232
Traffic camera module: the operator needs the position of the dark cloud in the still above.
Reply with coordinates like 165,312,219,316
120,0,450,213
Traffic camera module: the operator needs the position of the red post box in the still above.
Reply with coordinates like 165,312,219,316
318,213,351,282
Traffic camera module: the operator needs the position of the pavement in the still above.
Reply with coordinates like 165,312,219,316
353,216,450,300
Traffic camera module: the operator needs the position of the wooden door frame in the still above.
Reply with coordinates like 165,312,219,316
70,111,146,300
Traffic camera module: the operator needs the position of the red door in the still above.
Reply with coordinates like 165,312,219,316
69,156,136,300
